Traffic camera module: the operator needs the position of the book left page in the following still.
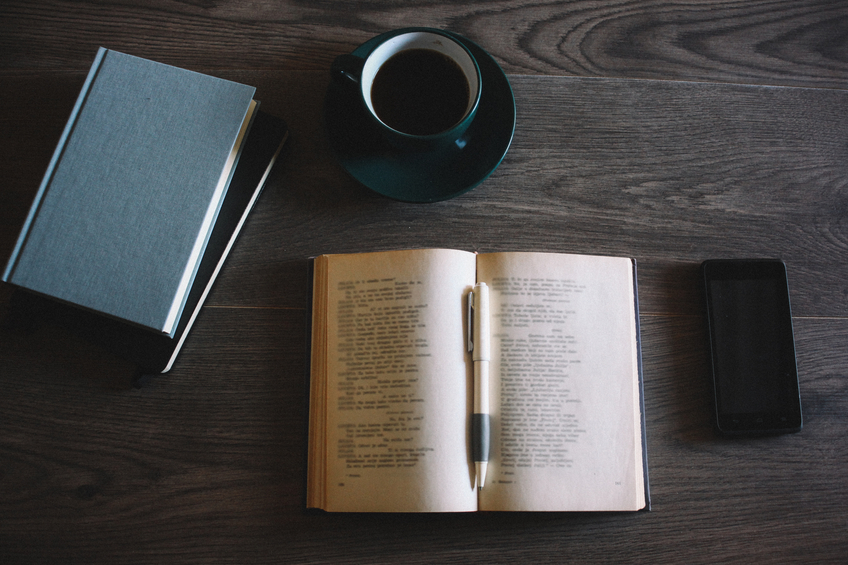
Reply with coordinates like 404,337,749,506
308,249,478,512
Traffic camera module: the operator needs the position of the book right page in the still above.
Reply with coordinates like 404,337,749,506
476,252,645,511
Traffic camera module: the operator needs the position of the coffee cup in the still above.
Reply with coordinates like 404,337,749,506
332,28,482,152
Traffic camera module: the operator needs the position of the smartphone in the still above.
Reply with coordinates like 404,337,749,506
701,259,802,435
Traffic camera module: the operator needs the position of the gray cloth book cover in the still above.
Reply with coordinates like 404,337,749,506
2,48,257,336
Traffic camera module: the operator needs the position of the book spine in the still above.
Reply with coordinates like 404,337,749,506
2,47,108,282
160,120,287,372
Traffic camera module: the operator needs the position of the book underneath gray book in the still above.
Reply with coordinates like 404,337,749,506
4,109,288,375
3,47,260,338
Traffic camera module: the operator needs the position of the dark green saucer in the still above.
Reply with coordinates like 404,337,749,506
325,30,515,203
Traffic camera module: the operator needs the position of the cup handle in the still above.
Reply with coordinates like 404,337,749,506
331,54,365,86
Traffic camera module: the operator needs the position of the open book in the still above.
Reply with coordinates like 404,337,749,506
308,249,649,512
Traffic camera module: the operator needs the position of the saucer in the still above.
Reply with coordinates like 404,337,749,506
325,31,516,203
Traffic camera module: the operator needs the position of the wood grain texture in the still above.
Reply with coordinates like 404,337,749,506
1,310,846,563
1,1,846,88
1,1,847,563
3,72,847,316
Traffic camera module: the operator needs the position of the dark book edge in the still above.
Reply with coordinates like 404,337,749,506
5,111,289,376
633,259,651,512
304,257,323,513
158,108,288,371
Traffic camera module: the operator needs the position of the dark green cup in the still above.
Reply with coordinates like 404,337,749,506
331,28,482,152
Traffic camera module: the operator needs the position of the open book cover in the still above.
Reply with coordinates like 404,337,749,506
307,249,650,512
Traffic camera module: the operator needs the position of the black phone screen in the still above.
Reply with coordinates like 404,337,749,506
702,260,802,435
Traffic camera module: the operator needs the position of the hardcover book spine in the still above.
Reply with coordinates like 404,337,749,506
2,47,108,282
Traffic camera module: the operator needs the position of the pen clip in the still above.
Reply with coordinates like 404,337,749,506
467,290,474,353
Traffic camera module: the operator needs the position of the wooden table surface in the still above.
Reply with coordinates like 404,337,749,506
1,2,846,563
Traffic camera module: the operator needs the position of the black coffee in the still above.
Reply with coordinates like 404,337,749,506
370,48,471,136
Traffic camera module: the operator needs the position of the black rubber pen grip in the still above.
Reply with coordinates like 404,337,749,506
471,413,491,462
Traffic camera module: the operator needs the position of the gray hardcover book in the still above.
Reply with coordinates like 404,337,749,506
2,48,257,336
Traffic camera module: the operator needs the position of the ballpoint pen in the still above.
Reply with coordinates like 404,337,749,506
469,282,491,489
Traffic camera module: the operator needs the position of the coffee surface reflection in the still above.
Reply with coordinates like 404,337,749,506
370,48,471,136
